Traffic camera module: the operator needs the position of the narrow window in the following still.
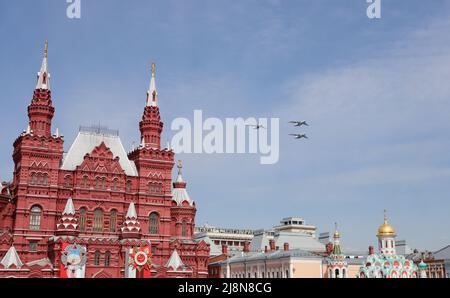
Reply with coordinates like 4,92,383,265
109,210,117,232
94,250,101,266
112,179,118,191
149,212,159,235
93,209,103,232
83,176,89,188
126,180,132,192
104,251,111,267
182,220,188,237
79,208,87,232
29,206,42,230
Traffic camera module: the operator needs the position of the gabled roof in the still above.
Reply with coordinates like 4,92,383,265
1,246,23,269
61,129,138,176
166,249,187,271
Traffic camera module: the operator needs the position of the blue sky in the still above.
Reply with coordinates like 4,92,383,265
0,0,449,251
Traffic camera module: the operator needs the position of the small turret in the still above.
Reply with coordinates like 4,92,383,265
121,202,142,239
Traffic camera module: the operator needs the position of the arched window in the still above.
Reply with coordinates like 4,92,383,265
101,177,106,190
109,210,117,232
343,268,347,278
93,209,103,232
112,179,118,191
30,173,36,185
149,212,159,235
126,180,132,192
36,173,42,185
181,220,188,237
42,174,47,186
148,183,153,194
29,205,42,230
94,250,101,266
335,268,340,278
104,251,111,267
82,176,89,188
95,177,101,189
286,270,289,278
79,208,87,232
64,175,71,187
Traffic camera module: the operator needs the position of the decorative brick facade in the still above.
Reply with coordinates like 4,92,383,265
0,42,209,278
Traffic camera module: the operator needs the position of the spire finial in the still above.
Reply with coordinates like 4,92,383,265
44,40,48,58
177,160,183,173
151,62,156,77
333,222,340,239
384,209,388,224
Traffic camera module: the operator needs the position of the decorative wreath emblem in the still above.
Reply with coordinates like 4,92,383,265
128,246,152,272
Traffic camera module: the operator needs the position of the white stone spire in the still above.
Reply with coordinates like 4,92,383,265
176,159,184,183
172,160,194,206
55,127,60,138
146,63,158,107
140,137,146,148
36,40,50,90
1,246,23,269
165,249,186,271
26,125,31,135
126,202,138,219
63,197,76,215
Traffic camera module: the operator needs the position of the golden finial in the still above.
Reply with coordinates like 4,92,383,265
44,40,48,58
334,222,340,238
384,209,388,223
151,62,156,77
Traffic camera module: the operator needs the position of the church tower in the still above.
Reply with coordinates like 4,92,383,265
139,63,163,149
377,210,397,255
327,223,348,278
10,41,64,263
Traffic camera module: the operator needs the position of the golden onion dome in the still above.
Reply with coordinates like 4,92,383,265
333,222,340,238
377,210,396,237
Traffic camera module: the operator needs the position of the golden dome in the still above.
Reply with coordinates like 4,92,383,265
377,210,396,237
333,222,340,238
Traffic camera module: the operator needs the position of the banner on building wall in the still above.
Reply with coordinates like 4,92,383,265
60,243,87,278
125,246,152,278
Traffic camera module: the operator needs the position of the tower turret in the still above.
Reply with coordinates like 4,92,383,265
327,223,348,278
377,210,397,255
28,40,55,137
56,198,79,236
139,63,163,149
121,202,142,239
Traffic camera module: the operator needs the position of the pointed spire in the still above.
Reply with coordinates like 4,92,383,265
172,160,193,206
332,222,342,255
56,197,79,236
121,202,141,239
165,249,186,271
140,137,146,148
26,125,31,135
63,197,75,215
146,62,158,107
176,160,184,183
126,202,137,220
36,40,50,90
384,209,388,224
1,246,23,269
55,127,60,138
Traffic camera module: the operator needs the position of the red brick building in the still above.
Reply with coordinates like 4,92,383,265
0,42,209,278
